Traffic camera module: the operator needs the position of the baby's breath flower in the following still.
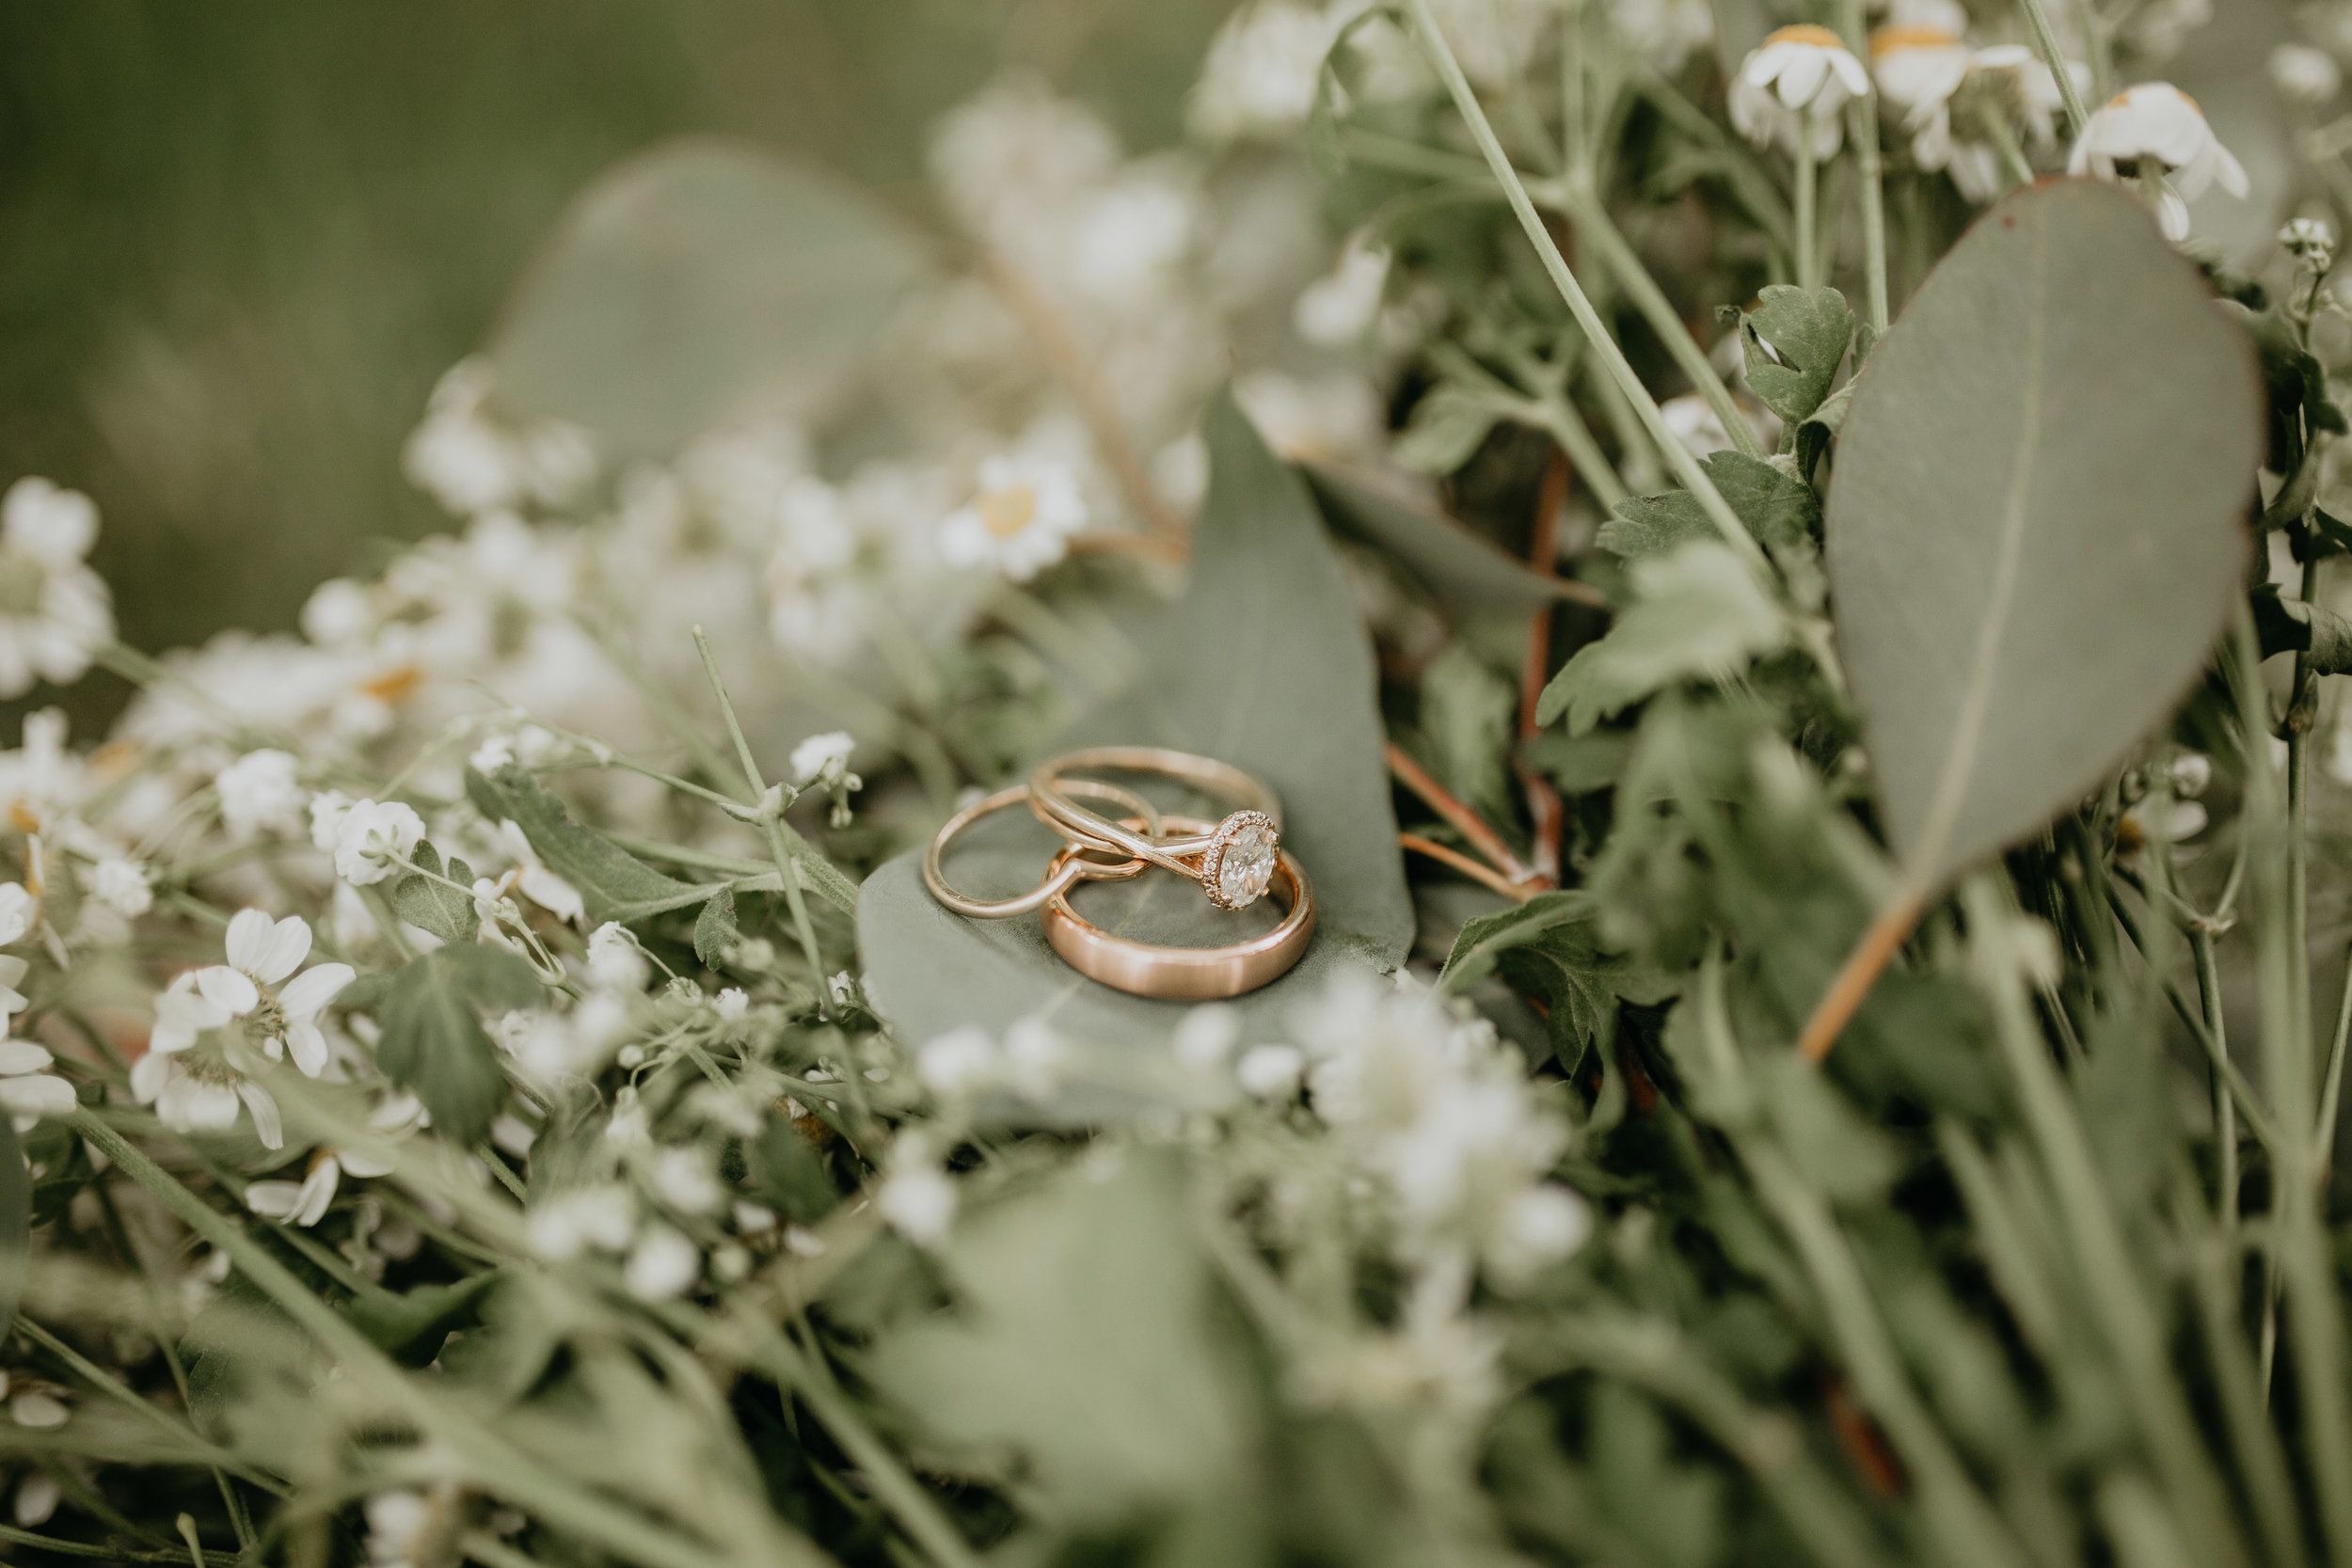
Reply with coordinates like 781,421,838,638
87,856,152,920
0,479,113,701
332,800,427,886
2274,41,2344,103
877,1146,958,1246
1237,1043,1307,1098
1187,2,1337,142
586,923,652,991
625,1226,702,1301
215,749,306,840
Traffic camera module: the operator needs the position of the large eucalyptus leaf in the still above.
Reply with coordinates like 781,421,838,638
861,393,1411,1051
1824,182,2259,890
489,138,930,454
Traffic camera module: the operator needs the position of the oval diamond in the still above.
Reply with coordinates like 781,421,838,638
1214,817,1278,909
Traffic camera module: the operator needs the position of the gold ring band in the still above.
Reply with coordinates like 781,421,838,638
921,780,1159,919
1026,746,1285,912
1040,816,1315,998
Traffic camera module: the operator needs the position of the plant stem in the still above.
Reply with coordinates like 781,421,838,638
1836,0,1890,336
692,628,838,1017
2193,927,2240,1225
1795,889,1925,1062
2015,0,2090,137
72,1113,793,1568
1556,189,1768,462
2229,606,2352,1554
1960,874,2251,1568
2318,943,2352,1176
1793,114,1820,291
1402,0,1773,580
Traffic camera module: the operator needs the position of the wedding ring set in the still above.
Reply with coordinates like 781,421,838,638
921,746,1316,999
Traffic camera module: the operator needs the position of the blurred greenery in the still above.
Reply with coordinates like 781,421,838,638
0,0,1233,723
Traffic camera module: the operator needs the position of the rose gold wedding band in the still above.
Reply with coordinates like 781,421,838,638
921,780,1158,919
1026,746,1284,913
1039,819,1315,999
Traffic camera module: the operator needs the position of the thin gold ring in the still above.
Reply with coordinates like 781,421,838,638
922,781,1160,919
1026,746,1285,912
1040,815,1315,999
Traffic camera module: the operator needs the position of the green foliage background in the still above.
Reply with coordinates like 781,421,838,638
0,0,1232,716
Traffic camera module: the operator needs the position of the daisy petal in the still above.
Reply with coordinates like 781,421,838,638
253,916,313,985
195,966,260,1017
239,1083,284,1150
278,962,355,1021
223,909,277,974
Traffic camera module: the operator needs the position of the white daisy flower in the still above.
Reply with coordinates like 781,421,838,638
1730,25,1871,156
2068,83,2249,241
0,1036,76,1132
152,909,356,1085
0,479,114,701
937,451,1089,582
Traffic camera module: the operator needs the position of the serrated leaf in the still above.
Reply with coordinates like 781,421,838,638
490,139,930,455
1440,890,1679,1065
861,1152,1252,1526
1599,451,1820,561
377,943,542,1147
1420,644,1518,833
692,885,739,968
392,844,475,945
1740,284,1855,427
1304,462,1581,613
1794,378,1855,479
466,766,720,925
1824,182,2260,889
1535,544,1788,736
860,393,1411,1051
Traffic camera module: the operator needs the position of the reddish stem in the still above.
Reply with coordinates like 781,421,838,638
1517,448,1572,881
1399,832,1539,903
1387,742,1545,891
1794,889,1928,1063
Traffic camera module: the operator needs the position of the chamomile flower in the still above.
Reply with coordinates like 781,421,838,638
331,800,427,887
937,451,1089,582
1730,25,1871,156
215,750,307,840
2068,83,2249,241
244,1145,395,1227
0,479,114,701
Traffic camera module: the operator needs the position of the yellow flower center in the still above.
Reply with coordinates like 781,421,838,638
1767,24,1847,49
978,484,1038,540
1869,25,1960,57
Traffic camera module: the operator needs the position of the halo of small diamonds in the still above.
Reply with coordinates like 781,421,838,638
1198,811,1279,911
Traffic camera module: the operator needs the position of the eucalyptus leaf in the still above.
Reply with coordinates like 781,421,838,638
1599,451,1820,560
376,943,543,1147
1392,384,1502,474
1739,284,1855,427
1304,461,1585,612
489,138,930,455
860,1151,1253,1527
861,393,1411,1050
1823,182,2260,888
1534,543,1788,736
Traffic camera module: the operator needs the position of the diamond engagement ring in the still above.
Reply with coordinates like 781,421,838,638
921,778,1162,920
1025,746,1285,911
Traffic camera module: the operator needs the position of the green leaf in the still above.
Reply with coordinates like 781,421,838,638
490,139,930,456
466,766,719,925
1794,377,1855,480
860,393,1412,1049
342,1273,500,1369
1521,730,1633,795
1304,462,1583,613
1534,544,1788,736
1599,451,1820,561
692,885,739,967
751,1119,839,1225
0,1117,24,1335
1419,644,1518,833
861,1152,1253,1526
1440,891,1678,1065
392,844,476,945
1739,284,1856,427
1391,384,1501,474
376,943,542,1147
1823,182,2261,889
